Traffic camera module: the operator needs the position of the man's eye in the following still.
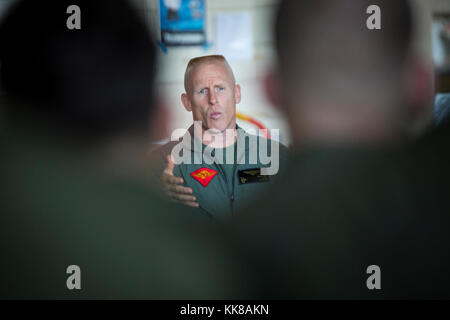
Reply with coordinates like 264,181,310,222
216,87,225,92
198,89,207,94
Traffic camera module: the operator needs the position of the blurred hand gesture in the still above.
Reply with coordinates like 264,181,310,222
161,155,199,208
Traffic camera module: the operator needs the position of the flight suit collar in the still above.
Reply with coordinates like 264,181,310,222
180,124,250,164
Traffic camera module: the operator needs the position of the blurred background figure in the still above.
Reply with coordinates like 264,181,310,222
230,0,450,299
0,0,253,299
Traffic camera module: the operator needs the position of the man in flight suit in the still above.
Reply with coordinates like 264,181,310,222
157,55,288,220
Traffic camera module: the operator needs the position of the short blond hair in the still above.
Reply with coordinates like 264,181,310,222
184,55,235,93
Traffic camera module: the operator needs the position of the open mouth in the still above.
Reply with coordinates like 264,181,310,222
210,112,222,120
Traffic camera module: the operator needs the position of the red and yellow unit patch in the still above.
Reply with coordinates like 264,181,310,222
190,167,217,187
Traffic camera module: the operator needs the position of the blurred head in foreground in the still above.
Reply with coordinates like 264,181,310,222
0,0,158,177
265,0,433,148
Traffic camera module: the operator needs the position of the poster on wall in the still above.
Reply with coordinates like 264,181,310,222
216,12,253,61
159,0,206,46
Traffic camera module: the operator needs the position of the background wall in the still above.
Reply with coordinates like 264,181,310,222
132,0,288,144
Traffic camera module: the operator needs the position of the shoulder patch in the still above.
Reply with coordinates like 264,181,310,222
190,167,218,187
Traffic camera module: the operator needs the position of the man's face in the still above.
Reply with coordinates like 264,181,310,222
182,62,241,133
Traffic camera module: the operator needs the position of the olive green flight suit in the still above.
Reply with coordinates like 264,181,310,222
157,125,289,220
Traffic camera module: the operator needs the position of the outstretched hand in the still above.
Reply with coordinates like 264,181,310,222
161,155,199,208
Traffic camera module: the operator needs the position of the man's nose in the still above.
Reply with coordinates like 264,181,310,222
208,89,217,105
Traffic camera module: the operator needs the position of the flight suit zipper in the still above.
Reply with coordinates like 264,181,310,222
213,161,235,217
230,141,238,217
230,163,237,217
211,142,238,217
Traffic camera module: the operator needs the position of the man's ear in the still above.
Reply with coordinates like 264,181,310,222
402,56,434,133
263,68,281,109
234,84,241,104
181,93,192,112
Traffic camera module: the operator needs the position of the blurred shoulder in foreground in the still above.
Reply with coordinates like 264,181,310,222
230,0,450,299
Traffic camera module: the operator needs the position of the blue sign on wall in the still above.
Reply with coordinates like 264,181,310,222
159,0,206,46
